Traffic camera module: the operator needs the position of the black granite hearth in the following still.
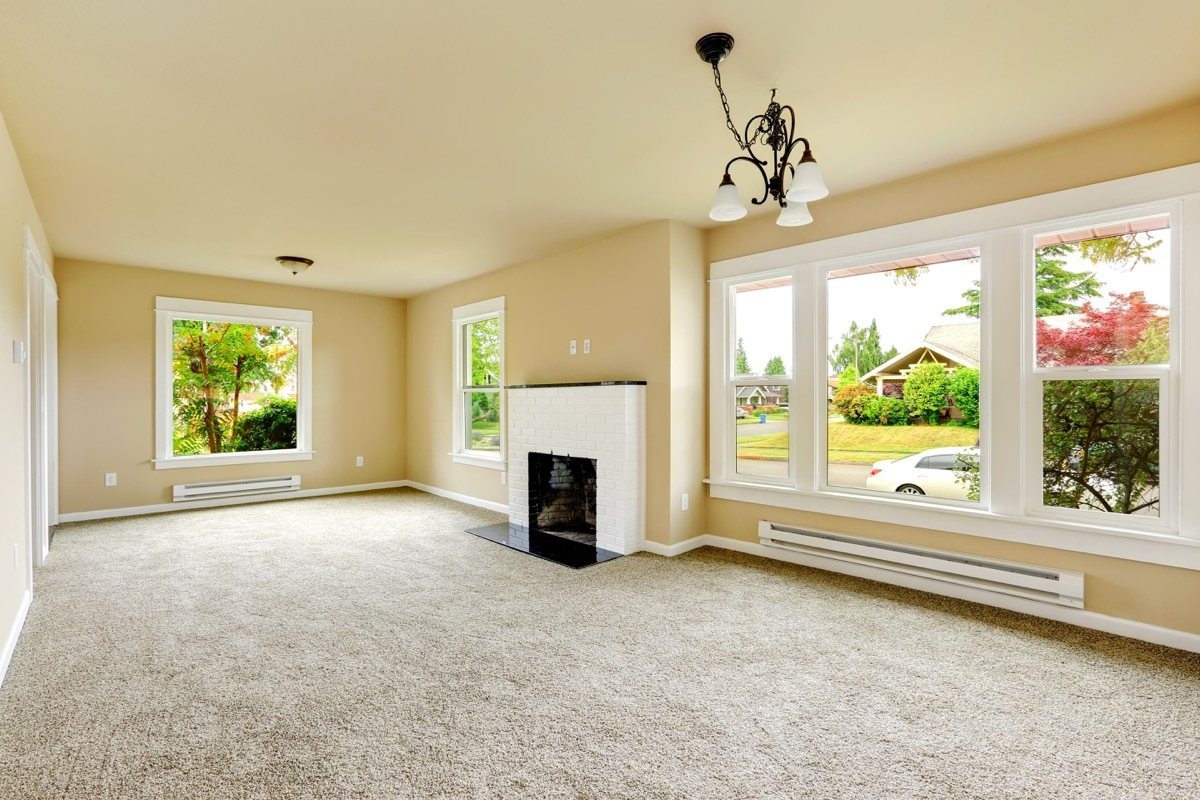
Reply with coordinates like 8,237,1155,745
465,523,623,569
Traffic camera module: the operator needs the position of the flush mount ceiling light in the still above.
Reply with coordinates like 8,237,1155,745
276,255,314,275
696,32,829,227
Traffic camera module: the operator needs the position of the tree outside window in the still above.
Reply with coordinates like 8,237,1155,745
172,320,298,455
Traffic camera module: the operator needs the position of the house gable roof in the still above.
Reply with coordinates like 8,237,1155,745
860,322,980,383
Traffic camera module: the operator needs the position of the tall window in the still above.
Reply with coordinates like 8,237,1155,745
452,297,505,467
155,297,313,469
826,248,983,503
730,276,792,480
1031,214,1172,523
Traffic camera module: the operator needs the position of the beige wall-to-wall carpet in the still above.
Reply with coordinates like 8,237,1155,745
1,489,1198,799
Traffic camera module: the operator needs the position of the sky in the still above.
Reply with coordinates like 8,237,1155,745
733,230,1171,378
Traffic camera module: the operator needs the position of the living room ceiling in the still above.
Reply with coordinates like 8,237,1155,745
1,1,1198,297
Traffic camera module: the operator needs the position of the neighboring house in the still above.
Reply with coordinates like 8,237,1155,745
860,322,980,418
735,385,785,407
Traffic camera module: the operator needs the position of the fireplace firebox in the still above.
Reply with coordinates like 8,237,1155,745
528,453,597,544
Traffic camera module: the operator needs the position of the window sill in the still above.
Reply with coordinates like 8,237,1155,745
450,452,505,470
154,450,314,470
705,479,1200,572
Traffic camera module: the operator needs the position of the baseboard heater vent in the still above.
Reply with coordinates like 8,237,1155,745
173,475,301,502
759,521,1084,608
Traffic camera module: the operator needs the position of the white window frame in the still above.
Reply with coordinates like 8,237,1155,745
154,297,313,469
707,163,1200,571
1022,203,1180,533
815,235,990,509
451,296,505,470
725,272,796,486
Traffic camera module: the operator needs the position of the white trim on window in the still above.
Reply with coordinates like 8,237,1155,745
708,162,1200,571
154,297,313,469
451,296,505,469
1019,203,1179,534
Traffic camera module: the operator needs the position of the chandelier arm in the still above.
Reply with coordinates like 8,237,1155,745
724,155,772,206
781,130,811,166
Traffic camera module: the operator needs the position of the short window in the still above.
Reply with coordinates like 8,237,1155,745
155,297,313,469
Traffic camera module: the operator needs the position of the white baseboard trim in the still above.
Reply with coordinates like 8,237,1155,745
1,589,32,689
640,537,709,557
401,481,509,515
58,481,410,523
666,533,1200,655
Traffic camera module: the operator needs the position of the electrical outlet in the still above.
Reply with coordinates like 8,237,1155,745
569,339,577,355
11,544,17,571
104,472,117,487
583,339,591,354
681,493,689,511
500,472,507,485
356,456,364,467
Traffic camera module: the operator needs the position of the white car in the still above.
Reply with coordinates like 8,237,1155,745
865,446,978,500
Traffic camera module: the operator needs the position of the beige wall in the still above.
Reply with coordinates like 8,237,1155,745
405,220,708,546
56,260,406,513
667,222,708,545
0,108,52,660
704,100,1200,635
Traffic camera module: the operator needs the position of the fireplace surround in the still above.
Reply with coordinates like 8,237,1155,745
506,382,646,554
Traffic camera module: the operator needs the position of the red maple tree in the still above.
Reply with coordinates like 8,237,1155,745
1036,292,1166,367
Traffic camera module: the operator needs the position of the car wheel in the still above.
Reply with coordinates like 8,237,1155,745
897,484,925,495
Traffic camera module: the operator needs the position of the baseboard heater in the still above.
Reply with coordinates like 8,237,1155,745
173,475,301,502
758,521,1084,608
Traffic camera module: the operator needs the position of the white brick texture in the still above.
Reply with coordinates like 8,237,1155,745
507,384,646,554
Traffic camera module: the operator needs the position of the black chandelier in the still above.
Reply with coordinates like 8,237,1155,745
696,32,828,226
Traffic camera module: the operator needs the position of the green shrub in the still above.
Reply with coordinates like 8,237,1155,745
903,362,951,425
833,383,874,424
232,397,297,452
947,367,980,428
876,397,909,426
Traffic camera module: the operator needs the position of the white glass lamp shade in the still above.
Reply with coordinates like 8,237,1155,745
785,154,829,202
709,174,748,221
776,201,813,227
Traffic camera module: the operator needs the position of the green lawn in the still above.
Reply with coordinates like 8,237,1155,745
736,421,978,463
470,419,501,452
828,422,978,463
736,431,789,461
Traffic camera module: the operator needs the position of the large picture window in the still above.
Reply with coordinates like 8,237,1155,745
707,164,1200,569
826,248,982,503
155,297,313,469
452,297,505,468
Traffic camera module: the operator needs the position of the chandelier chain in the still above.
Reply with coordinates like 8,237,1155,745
711,63,747,151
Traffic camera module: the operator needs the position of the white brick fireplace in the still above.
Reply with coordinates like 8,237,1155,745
506,382,646,554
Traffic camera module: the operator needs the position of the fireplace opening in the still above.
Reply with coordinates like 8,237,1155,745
528,453,598,545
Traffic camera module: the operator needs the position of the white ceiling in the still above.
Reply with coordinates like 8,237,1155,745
1,1,1198,297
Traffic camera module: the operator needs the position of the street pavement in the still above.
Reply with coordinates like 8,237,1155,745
735,458,872,487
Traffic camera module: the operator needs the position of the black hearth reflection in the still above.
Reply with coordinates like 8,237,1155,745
528,452,597,545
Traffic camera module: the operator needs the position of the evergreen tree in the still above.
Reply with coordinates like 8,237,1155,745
763,356,786,376
734,337,751,375
828,319,895,375
942,237,1162,318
